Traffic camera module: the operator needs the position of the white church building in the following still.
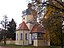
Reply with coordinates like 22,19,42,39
15,3,50,46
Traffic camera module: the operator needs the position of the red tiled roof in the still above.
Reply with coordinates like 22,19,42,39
18,21,29,30
31,23,45,33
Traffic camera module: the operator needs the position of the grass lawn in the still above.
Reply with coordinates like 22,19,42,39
4,44,34,48
1,44,62,48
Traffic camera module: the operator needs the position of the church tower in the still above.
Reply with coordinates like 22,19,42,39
22,3,37,45
22,3,37,30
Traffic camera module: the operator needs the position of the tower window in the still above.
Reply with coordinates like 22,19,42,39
23,18,25,20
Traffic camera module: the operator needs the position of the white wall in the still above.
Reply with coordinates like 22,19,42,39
16,30,30,45
62,0,64,2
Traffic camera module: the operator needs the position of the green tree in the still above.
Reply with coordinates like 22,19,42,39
7,18,16,40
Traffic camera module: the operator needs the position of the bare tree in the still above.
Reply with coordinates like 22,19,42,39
0,15,8,45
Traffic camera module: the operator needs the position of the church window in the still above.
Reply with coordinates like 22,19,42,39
16,33,18,40
25,33,28,40
20,33,22,40
37,33,43,39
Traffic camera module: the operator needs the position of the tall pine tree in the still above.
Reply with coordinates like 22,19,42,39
7,18,16,40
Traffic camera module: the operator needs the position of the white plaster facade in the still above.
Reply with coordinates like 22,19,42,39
16,30,30,45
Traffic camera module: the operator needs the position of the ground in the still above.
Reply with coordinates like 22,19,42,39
0,44,62,48
0,46,15,48
0,46,62,48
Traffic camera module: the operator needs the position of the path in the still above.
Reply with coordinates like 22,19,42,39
0,46,15,48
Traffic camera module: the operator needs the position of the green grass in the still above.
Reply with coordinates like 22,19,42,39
0,44,62,48
4,44,34,48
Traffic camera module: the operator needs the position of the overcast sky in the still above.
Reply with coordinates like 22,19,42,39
0,0,31,28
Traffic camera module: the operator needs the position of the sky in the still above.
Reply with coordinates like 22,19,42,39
0,0,30,28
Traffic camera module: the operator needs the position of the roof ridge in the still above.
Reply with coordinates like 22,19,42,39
19,21,29,30
31,23,45,33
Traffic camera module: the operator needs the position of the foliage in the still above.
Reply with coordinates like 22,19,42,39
0,15,8,29
7,18,16,40
43,11,63,45
7,18,16,32
41,0,64,46
0,15,9,45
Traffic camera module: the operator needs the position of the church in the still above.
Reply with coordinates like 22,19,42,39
15,3,50,46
